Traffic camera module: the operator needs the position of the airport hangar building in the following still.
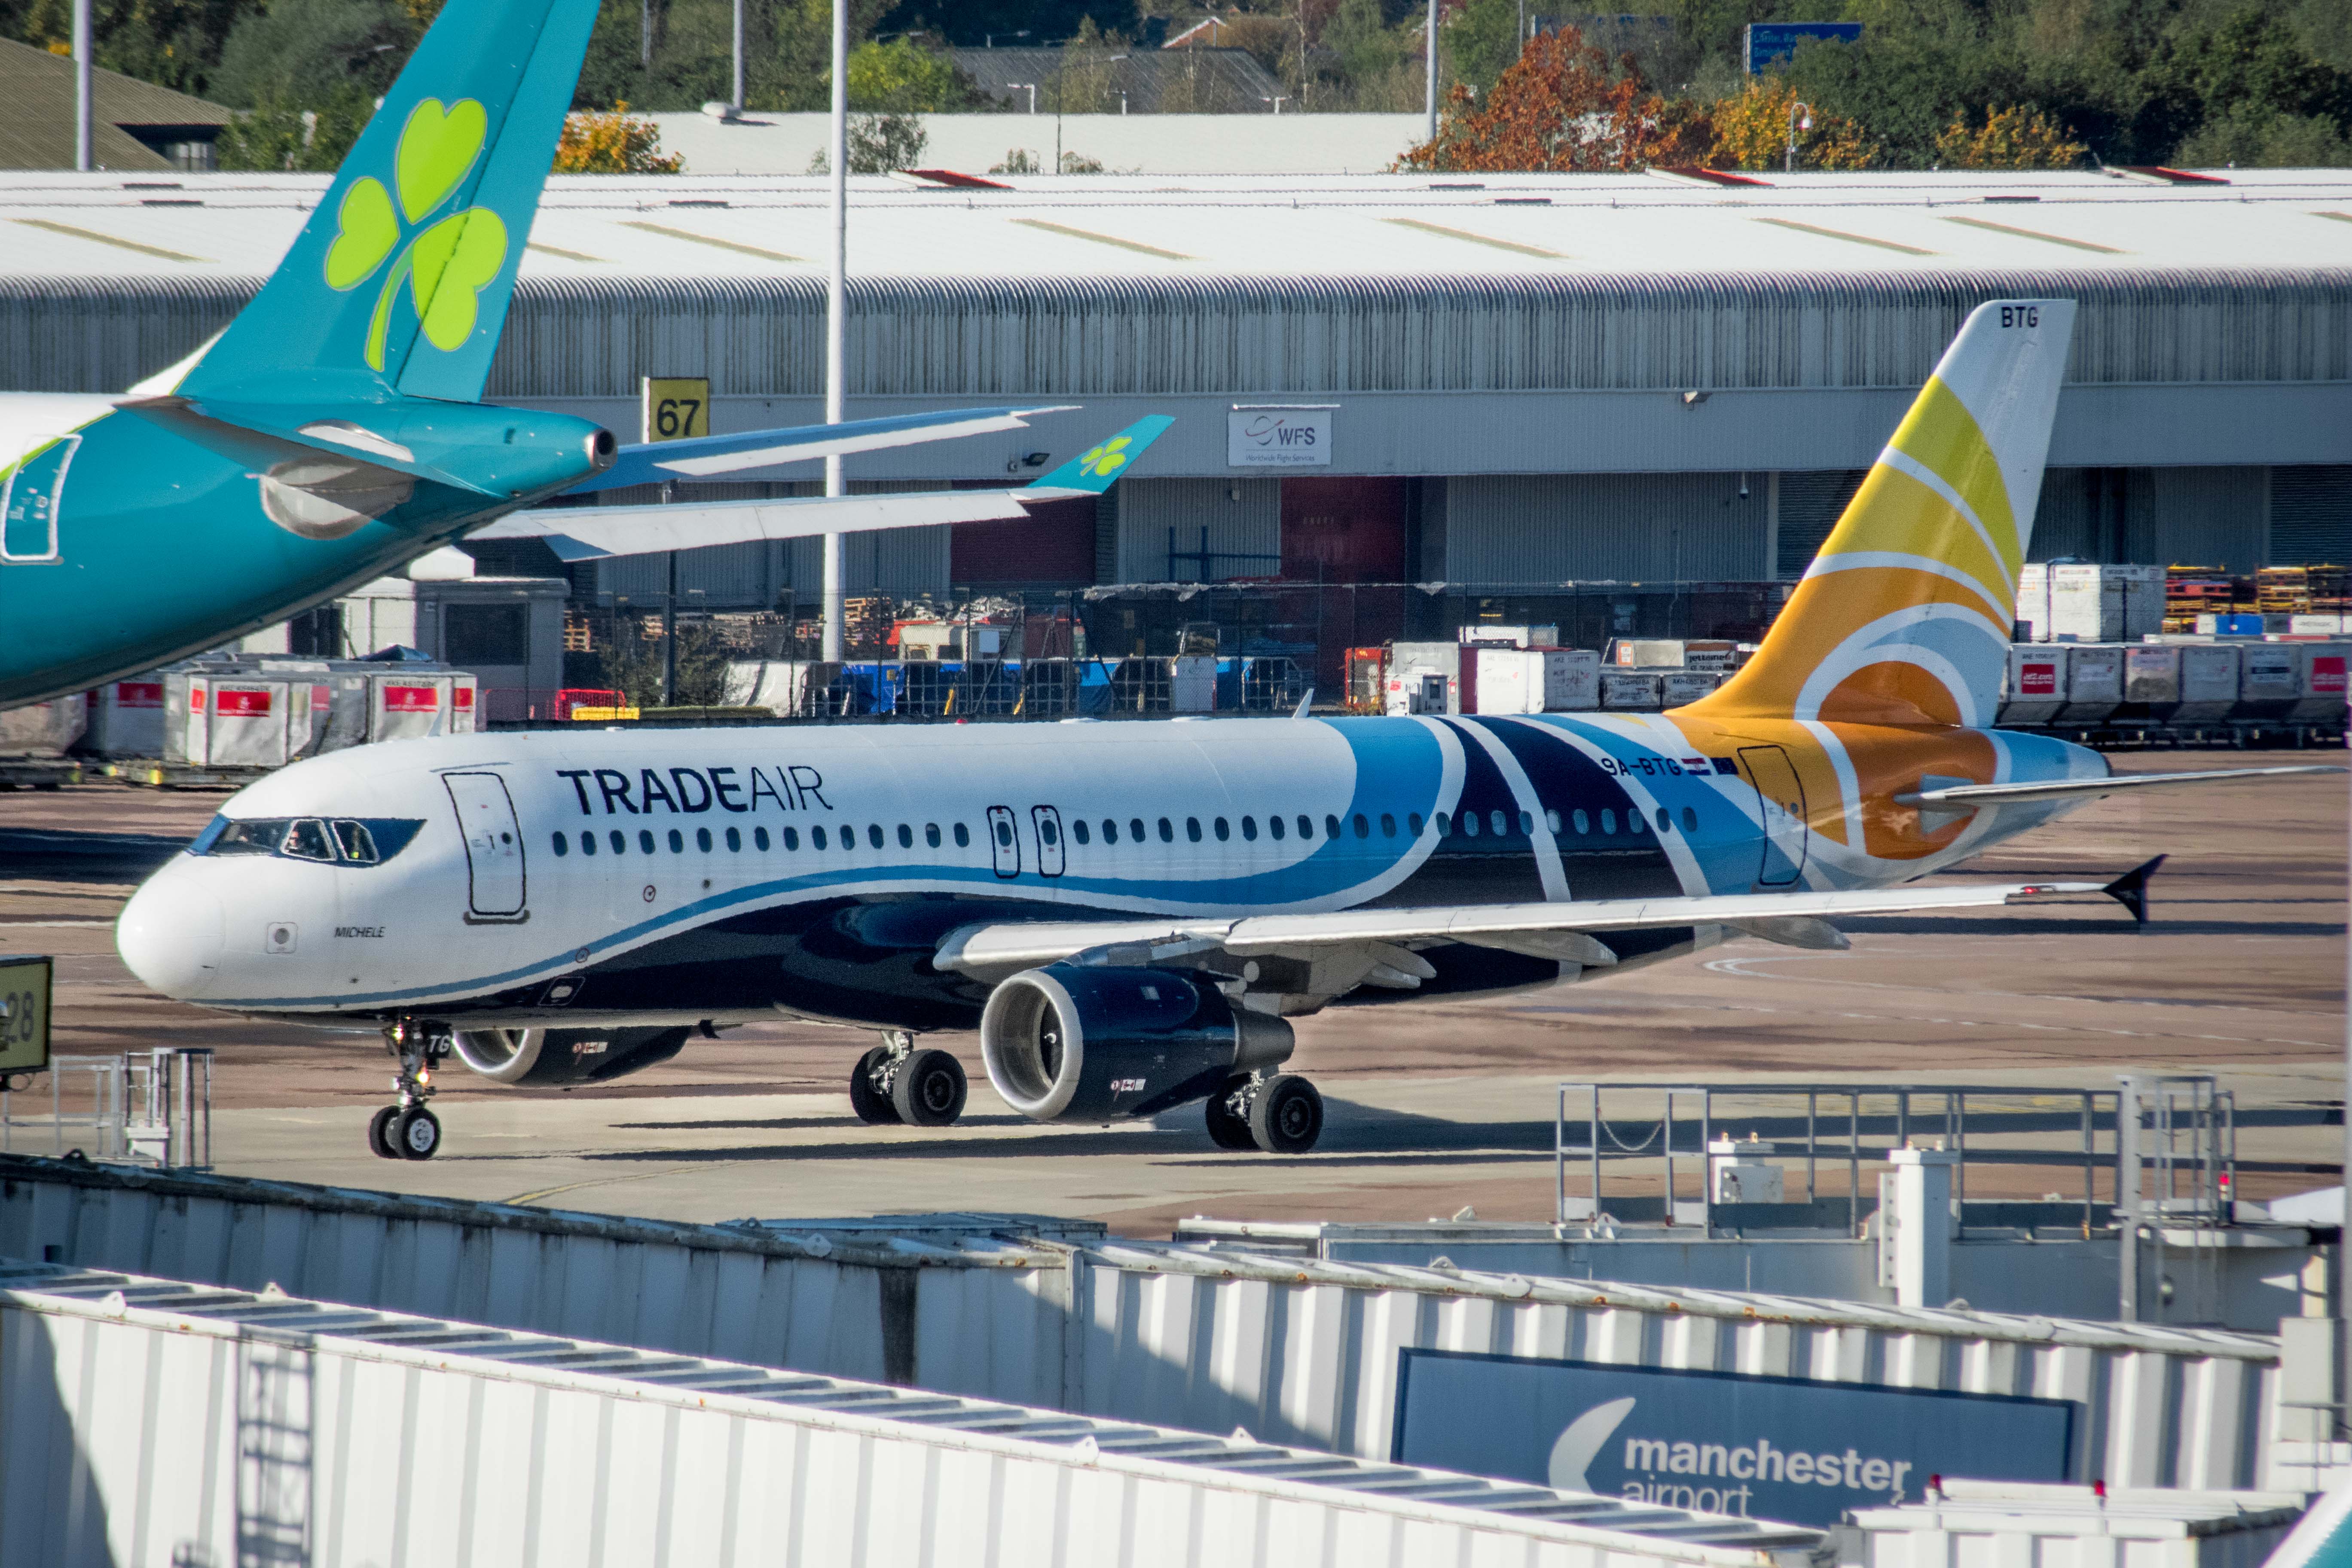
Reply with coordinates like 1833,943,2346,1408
4,165,2349,622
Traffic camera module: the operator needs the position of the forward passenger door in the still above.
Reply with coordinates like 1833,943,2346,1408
444,771,528,920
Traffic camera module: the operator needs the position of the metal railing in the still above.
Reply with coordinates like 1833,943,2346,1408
0,1049,212,1168
1552,1078,2236,1239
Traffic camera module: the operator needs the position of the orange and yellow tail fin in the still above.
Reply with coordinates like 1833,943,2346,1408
1684,298,2074,727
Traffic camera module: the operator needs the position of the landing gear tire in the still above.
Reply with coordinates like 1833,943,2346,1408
393,1106,442,1160
1249,1073,1323,1155
1204,1076,1255,1150
849,1046,902,1125
367,1106,401,1160
892,1048,967,1128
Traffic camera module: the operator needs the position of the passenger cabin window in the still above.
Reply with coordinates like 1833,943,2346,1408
898,824,914,848
1600,809,1616,834
1517,811,1533,835
1072,819,1091,845
1352,813,1369,838
1041,817,1060,847
1408,813,1423,835
696,828,713,852
1656,808,1671,833
1573,809,1589,834
1461,812,1479,837
1489,810,1506,836
1268,815,1285,841
1186,818,1203,843
669,829,686,853
926,823,941,848
639,829,656,854
1213,818,1229,841
1325,815,1342,839
1240,816,1257,841
813,826,829,849
1158,818,1174,843
784,827,801,850
611,830,627,854
868,824,884,849
1297,815,1313,840
726,827,742,851
953,823,970,848
1379,813,1396,837
1436,812,1452,837
755,827,771,850
1102,819,1119,843
994,819,1014,848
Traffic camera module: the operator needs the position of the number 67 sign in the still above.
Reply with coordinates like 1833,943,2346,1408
0,954,52,1082
641,376,710,443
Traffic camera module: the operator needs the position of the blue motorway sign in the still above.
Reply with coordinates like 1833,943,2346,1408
1392,1351,2073,1527
1745,21,1863,72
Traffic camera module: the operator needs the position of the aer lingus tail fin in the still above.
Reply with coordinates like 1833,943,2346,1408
178,0,596,404
1683,298,2074,728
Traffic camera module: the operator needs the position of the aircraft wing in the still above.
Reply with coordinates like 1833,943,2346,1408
1895,765,2343,809
478,414,1173,560
933,870,2147,983
566,405,1080,495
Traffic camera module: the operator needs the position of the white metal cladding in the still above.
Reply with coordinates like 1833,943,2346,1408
0,1260,1825,1568
7,269,2352,398
1066,1245,2283,1492
1445,473,1773,583
0,1159,2284,1499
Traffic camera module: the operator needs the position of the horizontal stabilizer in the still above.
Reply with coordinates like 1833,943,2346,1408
1894,764,2344,810
2102,854,2164,926
564,405,1081,496
483,414,1173,560
119,395,496,497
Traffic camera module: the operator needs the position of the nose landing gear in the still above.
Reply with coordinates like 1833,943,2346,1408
370,1021,445,1160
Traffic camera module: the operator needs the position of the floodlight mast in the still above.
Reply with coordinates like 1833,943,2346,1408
73,0,92,172
822,0,848,663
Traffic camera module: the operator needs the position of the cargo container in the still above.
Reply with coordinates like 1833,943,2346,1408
1600,669,1663,710
2289,642,2349,723
2050,564,2164,643
164,672,290,767
2014,562,2050,642
2233,645,2301,720
81,680,163,756
1659,669,1723,707
1457,624,1556,648
2000,646,2067,725
2055,643,2123,724
1463,647,1600,713
1384,642,1459,714
2175,643,2244,722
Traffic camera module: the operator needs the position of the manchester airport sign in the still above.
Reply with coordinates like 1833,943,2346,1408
1392,1350,2073,1526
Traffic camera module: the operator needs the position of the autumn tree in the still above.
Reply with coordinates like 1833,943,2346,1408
553,104,685,173
1707,76,1878,171
1397,27,1712,173
1931,106,2087,169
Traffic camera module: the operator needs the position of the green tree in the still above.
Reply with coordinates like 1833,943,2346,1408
844,34,969,109
215,81,377,169
207,0,412,108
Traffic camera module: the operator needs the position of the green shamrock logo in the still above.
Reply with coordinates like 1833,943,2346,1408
1078,435,1133,478
322,98,508,373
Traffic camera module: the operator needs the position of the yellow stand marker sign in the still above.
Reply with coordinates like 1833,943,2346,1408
641,377,710,443
0,954,52,1081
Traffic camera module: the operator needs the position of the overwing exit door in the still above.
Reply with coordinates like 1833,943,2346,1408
443,772,527,919
1737,745,1810,886
986,805,1021,878
1031,805,1065,877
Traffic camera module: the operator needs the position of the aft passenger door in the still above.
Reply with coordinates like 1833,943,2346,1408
1031,805,1065,878
1738,746,1809,887
443,772,528,920
985,804,1021,879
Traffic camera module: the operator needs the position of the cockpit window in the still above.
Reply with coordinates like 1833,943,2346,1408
205,819,291,856
283,819,335,862
332,820,379,864
192,815,422,867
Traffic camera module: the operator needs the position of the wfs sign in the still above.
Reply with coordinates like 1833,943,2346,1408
1227,407,1333,468
1392,1351,2073,1527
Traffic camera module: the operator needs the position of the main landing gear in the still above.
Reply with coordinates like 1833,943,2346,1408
1205,1071,1324,1154
369,1021,444,1161
849,1030,969,1128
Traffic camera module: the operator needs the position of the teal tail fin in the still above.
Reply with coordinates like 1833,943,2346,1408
180,0,596,404
1029,416,1174,493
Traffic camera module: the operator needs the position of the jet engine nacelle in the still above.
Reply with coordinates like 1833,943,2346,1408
979,964,1293,1123
449,1026,688,1087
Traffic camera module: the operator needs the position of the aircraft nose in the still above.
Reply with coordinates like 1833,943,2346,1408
116,868,225,1000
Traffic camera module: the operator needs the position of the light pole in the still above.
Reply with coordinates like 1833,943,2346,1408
73,0,91,172
1261,95,1288,113
1784,100,1812,172
731,0,744,108
821,0,847,663
1008,82,1037,112
1423,0,1439,144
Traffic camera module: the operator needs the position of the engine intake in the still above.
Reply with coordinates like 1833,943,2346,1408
979,965,1293,1123
449,1026,688,1087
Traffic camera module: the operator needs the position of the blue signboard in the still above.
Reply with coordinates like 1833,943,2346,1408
1392,1351,2073,1528
1745,21,1863,72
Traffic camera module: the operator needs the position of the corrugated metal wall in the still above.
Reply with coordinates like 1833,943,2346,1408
2028,467,2271,571
1116,477,1281,581
1443,473,1770,583
9,272,2350,398
2270,466,2352,565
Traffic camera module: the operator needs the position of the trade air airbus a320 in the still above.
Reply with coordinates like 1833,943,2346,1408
117,299,2334,1162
